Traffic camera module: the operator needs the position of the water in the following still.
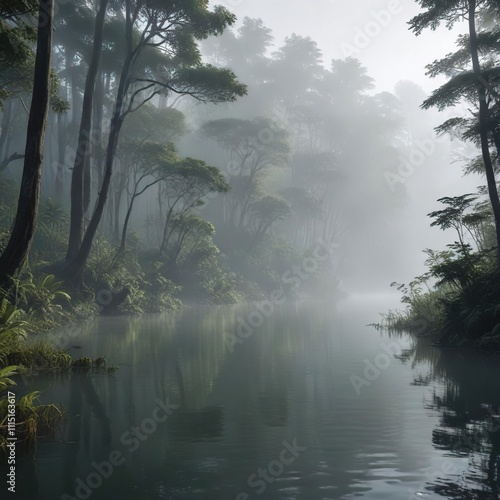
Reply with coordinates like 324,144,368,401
10,297,500,499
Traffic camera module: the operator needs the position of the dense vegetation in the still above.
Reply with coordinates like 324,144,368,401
0,1,417,312
384,0,500,352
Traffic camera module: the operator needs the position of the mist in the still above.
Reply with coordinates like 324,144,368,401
1,1,500,499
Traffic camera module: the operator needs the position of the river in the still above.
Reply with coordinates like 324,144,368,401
13,296,500,499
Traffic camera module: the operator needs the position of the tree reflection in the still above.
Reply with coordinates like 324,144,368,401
401,336,500,498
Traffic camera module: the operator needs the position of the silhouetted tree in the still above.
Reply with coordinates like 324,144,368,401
410,0,500,267
0,0,54,287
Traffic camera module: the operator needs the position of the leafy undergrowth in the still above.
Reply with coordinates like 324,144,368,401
0,296,116,457
382,246,500,353
0,368,65,454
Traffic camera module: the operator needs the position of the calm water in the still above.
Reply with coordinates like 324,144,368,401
10,297,500,499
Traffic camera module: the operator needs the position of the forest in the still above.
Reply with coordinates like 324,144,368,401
0,1,419,314
2,1,500,497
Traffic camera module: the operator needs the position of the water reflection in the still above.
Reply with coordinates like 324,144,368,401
12,299,500,499
397,335,500,499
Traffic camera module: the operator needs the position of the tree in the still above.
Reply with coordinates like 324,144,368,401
248,195,290,249
63,0,246,288
428,193,479,247
0,0,38,104
0,0,66,177
158,158,229,255
201,17,275,118
112,104,186,242
269,34,324,107
165,213,215,266
201,117,290,228
0,0,54,287
410,0,500,267
117,141,178,255
65,0,109,261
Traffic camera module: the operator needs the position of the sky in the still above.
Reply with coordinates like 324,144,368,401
213,0,467,94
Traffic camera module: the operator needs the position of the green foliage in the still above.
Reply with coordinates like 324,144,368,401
249,195,290,244
409,1,470,36
0,11,36,103
30,199,70,264
174,65,247,103
175,238,242,304
38,198,69,228
87,236,182,314
0,365,19,391
428,194,477,237
201,117,290,176
0,296,68,455
0,388,64,454
0,299,27,365
169,157,230,193
165,213,215,265
6,343,72,373
388,190,500,350
13,273,71,327
71,356,115,372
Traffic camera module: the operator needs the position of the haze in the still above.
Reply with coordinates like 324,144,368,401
1,2,499,499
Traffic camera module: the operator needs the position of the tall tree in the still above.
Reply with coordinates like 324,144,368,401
63,0,246,288
410,0,500,267
0,0,54,287
117,141,178,255
65,0,109,261
201,117,290,229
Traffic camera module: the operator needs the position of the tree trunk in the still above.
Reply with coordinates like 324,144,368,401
94,70,106,189
468,0,500,268
83,148,91,213
64,48,134,287
112,188,118,241
0,0,54,287
0,99,13,159
55,112,65,198
66,0,109,261
119,194,137,253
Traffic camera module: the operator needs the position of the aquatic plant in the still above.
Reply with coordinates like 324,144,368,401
0,362,64,455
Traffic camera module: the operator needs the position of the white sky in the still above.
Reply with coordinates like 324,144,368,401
213,0,468,94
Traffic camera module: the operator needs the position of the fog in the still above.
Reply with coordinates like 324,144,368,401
205,0,482,293
0,0,486,300
214,0,461,91
3,2,500,499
